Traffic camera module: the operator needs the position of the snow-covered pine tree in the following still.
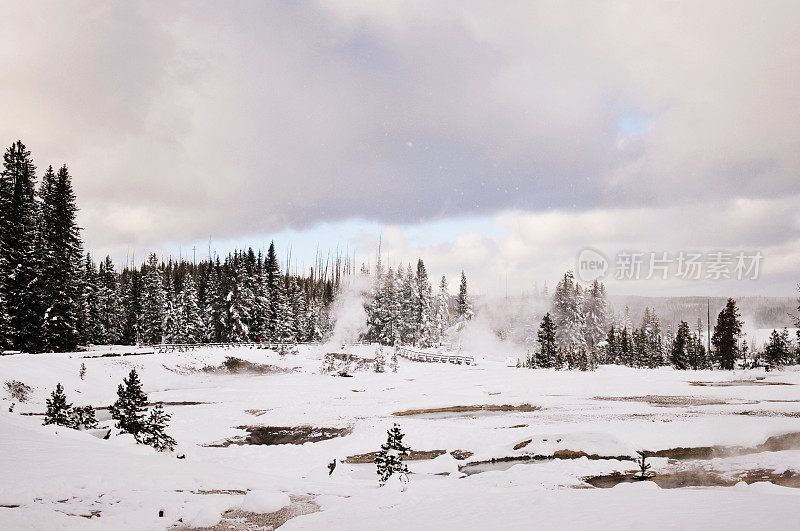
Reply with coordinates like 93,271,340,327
379,267,401,346
1,141,42,352
641,307,664,368
43,383,72,426
70,405,98,430
108,368,149,436
226,256,253,342
274,274,296,353
98,255,124,344
551,271,586,355
162,263,179,343
456,270,473,321
535,312,557,368
204,257,226,342
140,254,165,345
670,321,691,369
764,328,791,367
41,166,86,351
178,271,203,343
264,242,282,340
603,325,619,364
374,347,386,373
415,259,434,347
400,264,420,345
140,402,177,451
582,280,608,353
374,423,410,485
433,276,451,345
365,254,386,343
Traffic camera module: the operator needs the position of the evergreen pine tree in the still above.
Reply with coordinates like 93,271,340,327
140,402,177,451
551,271,586,353
108,369,149,436
536,312,558,368
670,321,691,369
374,423,410,485
97,256,124,344
0,141,41,352
140,254,165,344
433,276,451,345
712,298,743,370
69,405,99,430
415,259,434,346
456,270,473,320
44,383,72,426
39,165,84,352
764,329,790,367
264,242,282,340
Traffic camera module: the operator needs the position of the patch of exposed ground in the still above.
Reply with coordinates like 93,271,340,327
346,449,473,464
393,404,541,417
643,431,800,460
584,468,800,489
689,379,793,387
734,410,800,418
201,357,294,375
180,494,318,530
205,426,352,447
594,395,736,407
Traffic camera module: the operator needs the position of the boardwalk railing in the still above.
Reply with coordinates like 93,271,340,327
395,346,475,366
152,342,301,354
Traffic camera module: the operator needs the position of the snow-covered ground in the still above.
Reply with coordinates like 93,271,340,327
2,345,800,529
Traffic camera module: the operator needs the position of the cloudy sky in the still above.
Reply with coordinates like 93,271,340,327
1,1,798,296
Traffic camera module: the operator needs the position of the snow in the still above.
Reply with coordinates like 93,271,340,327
2,344,800,529
240,489,290,513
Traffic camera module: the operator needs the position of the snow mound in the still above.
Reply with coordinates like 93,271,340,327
186,505,222,527
241,489,291,513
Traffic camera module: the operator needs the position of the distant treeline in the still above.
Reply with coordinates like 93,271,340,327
0,140,342,353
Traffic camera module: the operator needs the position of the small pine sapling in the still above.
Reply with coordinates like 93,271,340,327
108,369,149,436
390,349,399,373
70,405,99,430
79,362,87,380
375,423,410,486
374,348,386,373
634,451,653,480
140,402,177,452
44,383,72,426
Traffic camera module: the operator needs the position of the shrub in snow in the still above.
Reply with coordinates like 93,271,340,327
390,349,399,373
4,380,32,402
240,490,290,513
70,405,98,430
139,402,177,452
375,423,410,486
79,362,86,380
321,353,336,374
108,368,148,436
43,383,72,426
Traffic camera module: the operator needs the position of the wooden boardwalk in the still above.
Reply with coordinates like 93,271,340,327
395,346,475,366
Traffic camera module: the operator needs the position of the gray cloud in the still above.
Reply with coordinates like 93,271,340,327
0,1,798,256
